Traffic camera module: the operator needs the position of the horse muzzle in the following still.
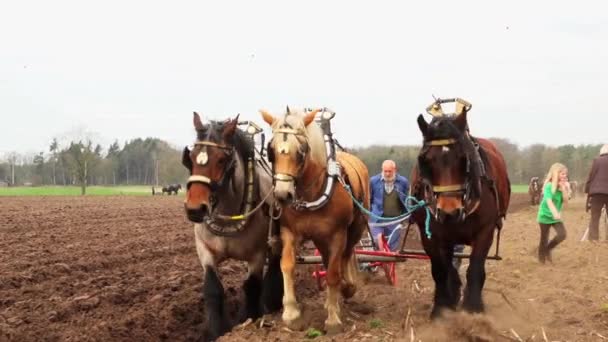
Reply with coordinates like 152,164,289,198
184,203,209,223
274,187,295,204
435,207,466,224
273,173,296,204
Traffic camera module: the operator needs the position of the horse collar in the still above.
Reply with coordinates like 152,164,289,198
204,156,257,237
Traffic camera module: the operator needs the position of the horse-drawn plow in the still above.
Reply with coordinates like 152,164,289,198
296,223,503,288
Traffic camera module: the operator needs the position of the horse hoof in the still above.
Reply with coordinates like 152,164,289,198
284,315,307,331
324,322,344,335
462,299,485,314
341,283,357,299
430,306,444,320
239,310,262,324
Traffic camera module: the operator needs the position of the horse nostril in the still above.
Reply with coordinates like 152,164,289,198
184,204,208,223
286,192,294,203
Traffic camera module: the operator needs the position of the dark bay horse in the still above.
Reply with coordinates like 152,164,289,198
162,183,182,195
182,113,283,341
528,177,541,205
411,108,510,318
261,107,370,334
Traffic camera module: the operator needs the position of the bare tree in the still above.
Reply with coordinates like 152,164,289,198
49,138,59,185
64,140,99,195
6,152,19,186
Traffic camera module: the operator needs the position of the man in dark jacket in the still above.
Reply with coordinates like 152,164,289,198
585,144,608,240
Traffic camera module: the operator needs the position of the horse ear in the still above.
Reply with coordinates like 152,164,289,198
182,146,192,172
193,112,204,131
260,110,275,126
417,114,429,136
454,111,468,131
303,109,319,126
222,114,239,139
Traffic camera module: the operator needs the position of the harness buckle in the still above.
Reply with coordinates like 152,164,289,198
327,160,341,177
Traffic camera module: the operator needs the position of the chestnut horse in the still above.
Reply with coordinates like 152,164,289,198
182,113,283,341
261,108,369,334
411,109,510,318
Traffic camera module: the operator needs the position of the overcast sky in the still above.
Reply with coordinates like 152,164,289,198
1,0,606,156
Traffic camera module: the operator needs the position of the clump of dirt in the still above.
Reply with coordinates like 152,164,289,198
416,312,499,342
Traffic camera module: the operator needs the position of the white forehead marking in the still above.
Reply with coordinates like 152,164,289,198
442,146,450,153
278,142,290,154
196,151,209,165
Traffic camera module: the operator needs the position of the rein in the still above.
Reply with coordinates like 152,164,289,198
340,178,433,239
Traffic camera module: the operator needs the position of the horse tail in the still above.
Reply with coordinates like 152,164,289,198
336,151,370,209
335,151,369,293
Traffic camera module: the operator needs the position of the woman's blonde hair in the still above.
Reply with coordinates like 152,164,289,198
600,144,608,156
543,162,568,194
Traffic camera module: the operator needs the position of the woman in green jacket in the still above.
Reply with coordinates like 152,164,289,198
537,163,571,263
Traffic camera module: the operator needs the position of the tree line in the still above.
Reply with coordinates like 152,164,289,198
351,138,602,185
0,136,602,193
0,137,186,194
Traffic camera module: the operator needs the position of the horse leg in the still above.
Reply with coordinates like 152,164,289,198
279,227,304,329
462,226,493,313
194,226,229,341
446,245,462,308
429,248,454,319
262,249,284,313
340,252,358,299
241,252,265,322
324,230,347,334
203,267,229,341
341,214,365,299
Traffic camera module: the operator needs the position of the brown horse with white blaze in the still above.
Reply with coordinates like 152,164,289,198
261,107,370,334
182,113,283,341
411,106,510,318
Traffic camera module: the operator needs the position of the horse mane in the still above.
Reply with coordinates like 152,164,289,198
274,108,327,167
425,115,483,198
197,120,254,165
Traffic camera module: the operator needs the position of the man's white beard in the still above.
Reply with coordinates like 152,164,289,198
383,174,395,183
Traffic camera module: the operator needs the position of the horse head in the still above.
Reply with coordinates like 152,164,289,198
530,177,540,192
182,112,239,223
260,107,324,204
416,109,482,224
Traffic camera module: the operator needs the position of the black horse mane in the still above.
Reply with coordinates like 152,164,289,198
422,115,483,199
197,120,254,165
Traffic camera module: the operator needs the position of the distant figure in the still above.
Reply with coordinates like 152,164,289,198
152,187,156,195
584,144,608,241
369,160,409,251
569,181,578,199
528,177,541,205
537,163,571,263
162,184,182,195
